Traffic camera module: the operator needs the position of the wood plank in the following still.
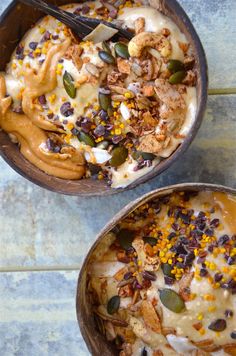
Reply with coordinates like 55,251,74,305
0,94,235,269
0,0,236,89
178,0,236,89
0,271,88,356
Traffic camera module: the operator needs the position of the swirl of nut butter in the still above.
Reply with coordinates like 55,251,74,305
0,39,86,180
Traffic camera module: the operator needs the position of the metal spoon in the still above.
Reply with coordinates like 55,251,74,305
18,0,133,40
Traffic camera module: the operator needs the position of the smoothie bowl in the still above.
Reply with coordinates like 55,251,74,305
0,0,207,195
77,183,236,355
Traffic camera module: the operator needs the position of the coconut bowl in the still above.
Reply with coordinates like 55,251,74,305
0,0,208,196
76,183,236,355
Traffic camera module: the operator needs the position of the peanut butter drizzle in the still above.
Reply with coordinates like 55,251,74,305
22,38,70,132
0,41,86,180
213,192,236,232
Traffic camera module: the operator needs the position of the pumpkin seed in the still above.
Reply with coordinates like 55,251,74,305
79,132,95,147
99,92,111,111
161,263,174,278
107,107,114,117
143,236,157,246
99,50,116,64
208,319,226,332
114,42,130,59
117,229,135,250
169,71,186,85
167,59,184,73
132,151,156,161
63,71,76,99
159,288,185,313
102,41,112,54
110,146,128,167
96,140,109,150
107,295,120,315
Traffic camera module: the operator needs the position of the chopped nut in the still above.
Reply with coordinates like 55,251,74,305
134,17,145,34
117,58,131,74
142,85,155,97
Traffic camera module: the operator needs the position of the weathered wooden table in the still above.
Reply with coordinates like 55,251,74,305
0,1,236,355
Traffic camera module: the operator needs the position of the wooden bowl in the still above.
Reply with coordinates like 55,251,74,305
76,183,236,355
0,0,208,196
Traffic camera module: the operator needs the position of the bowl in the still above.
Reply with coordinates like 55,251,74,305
76,182,236,355
0,0,208,196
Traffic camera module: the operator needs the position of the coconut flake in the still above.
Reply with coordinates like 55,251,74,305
83,24,118,44
85,147,111,164
166,335,197,354
120,102,131,120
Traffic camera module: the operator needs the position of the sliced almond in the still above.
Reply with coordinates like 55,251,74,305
179,271,194,301
141,300,161,333
223,343,236,356
193,339,220,352
117,58,131,74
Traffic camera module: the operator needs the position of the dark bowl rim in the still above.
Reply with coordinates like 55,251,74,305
0,0,208,196
76,182,236,354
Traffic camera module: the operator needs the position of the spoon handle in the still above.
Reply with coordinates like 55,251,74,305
18,0,133,40
19,0,92,37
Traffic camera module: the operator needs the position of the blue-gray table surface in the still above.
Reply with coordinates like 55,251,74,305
0,1,236,355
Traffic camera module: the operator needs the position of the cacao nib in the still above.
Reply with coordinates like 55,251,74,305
210,218,220,228
73,6,82,15
198,211,206,220
38,95,47,105
29,41,38,50
168,232,176,240
71,128,79,136
112,135,123,144
142,270,157,282
99,109,109,121
174,243,188,255
124,272,132,280
184,252,195,266
60,102,74,117
225,309,233,318
200,268,208,277
81,4,90,14
94,125,105,137
164,276,175,285
218,234,229,245
172,223,179,231
81,118,92,133
179,212,191,224
205,228,214,236
41,30,51,42
227,256,235,265
214,273,223,282
208,244,214,253
16,44,24,60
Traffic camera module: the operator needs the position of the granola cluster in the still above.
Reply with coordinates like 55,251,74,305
88,191,236,355
3,1,197,187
